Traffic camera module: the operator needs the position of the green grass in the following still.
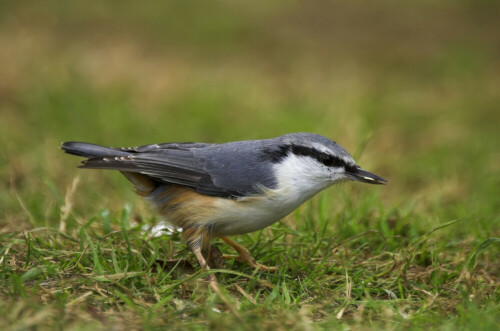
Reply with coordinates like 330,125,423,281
1,1,499,330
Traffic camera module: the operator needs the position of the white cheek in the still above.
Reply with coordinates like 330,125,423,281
272,155,332,204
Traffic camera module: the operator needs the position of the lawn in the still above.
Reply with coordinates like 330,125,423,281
0,1,499,330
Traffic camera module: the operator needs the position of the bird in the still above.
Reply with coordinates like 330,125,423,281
61,133,386,278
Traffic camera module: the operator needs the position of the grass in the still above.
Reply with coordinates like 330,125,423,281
1,1,499,330
1,193,498,330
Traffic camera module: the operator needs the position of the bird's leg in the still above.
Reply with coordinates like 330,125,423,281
220,236,277,272
186,233,239,316
191,245,220,290
183,229,220,288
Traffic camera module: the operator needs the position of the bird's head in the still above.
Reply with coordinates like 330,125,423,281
268,133,386,196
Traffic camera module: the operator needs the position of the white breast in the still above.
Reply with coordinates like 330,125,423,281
211,154,333,235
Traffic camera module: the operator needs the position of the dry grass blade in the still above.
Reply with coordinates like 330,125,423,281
234,284,257,305
0,244,12,265
67,291,93,306
336,268,352,320
59,176,80,234
90,271,146,281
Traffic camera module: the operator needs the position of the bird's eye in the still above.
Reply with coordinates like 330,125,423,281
321,156,335,167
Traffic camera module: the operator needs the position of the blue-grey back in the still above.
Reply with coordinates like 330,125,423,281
191,138,283,197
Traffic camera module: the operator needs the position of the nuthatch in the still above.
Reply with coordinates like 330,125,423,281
62,133,386,275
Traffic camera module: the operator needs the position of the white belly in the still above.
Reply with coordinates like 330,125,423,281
210,197,293,235
211,184,326,235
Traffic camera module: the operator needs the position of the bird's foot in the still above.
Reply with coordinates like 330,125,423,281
221,236,276,272
220,236,277,272
222,253,277,272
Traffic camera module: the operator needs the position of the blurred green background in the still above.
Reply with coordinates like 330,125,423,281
1,1,499,328
1,0,499,235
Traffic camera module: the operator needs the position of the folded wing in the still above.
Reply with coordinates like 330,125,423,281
62,141,277,198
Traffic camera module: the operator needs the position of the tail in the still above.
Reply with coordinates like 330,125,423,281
61,141,157,196
61,142,130,158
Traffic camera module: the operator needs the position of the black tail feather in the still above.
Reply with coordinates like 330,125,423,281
61,142,130,158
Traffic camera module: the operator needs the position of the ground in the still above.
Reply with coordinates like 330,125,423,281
0,1,499,330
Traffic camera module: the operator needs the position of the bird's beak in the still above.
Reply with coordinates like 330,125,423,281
348,167,387,185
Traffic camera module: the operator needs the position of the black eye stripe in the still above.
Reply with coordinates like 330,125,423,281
320,155,344,167
263,144,355,170
290,145,346,168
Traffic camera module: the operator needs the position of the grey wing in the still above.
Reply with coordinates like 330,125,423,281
192,142,279,197
79,141,278,198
